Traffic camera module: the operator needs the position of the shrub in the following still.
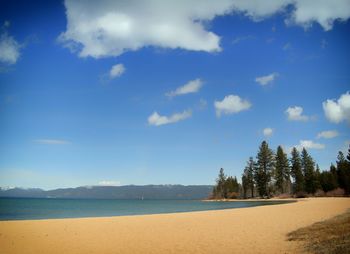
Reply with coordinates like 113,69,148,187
326,188,345,197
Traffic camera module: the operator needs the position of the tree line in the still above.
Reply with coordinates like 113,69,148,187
212,141,350,199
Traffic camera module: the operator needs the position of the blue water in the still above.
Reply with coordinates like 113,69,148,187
0,198,294,221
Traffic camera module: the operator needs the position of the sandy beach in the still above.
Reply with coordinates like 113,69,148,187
1,197,349,254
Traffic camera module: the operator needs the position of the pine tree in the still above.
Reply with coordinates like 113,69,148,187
241,174,248,199
336,151,350,194
290,147,304,194
314,164,322,191
243,157,255,198
318,164,338,193
255,141,274,197
301,148,316,194
275,146,290,193
330,163,338,188
226,176,240,198
215,168,227,198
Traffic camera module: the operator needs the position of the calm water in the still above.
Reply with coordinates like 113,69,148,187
0,198,294,220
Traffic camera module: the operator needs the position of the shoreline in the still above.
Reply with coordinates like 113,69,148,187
0,198,295,221
203,197,298,202
1,197,349,253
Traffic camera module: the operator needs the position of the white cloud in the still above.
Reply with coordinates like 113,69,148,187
295,140,326,151
148,110,192,126
263,127,274,137
59,1,350,58
285,106,309,121
0,22,21,65
214,94,251,117
34,139,71,145
317,130,339,139
322,91,350,124
166,78,202,97
109,63,125,79
255,72,279,86
98,180,121,186
286,0,350,31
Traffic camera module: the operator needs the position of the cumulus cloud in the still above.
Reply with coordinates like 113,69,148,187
34,139,71,145
317,130,339,139
286,0,350,31
148,110,192,126
0,21,21,65
214,94,251,117
285,106,309,121
255,72,279,86
263,127,274,137
109,63,125,79
166,79,202,97
59,0,350,58
294,140,325,150
98,180,121,186
322,91,350,124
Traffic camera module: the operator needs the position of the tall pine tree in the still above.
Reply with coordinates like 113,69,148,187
213,168,227,198
336,151,350,194
243,157,255,198
255,141,274,197
290,147,304,194
275,146,290,193
301,148,316,194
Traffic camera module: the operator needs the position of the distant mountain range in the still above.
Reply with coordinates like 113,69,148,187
0,185,213,200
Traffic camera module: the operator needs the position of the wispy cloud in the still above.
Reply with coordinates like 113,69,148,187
282,43,292,50
148,110,192,126
166,79,202,97
0,21,21,65
34,139,71,145
214,94,251,117
317,130,339,139
98,180,121,186
232,35,255,45
294,140,325,151
255,72,278,86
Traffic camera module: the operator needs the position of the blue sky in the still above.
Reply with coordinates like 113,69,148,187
0,0,350,189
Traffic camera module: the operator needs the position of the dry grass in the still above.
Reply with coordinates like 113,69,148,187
287,210,350,254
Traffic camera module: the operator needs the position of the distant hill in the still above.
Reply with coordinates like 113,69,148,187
0,185,213,200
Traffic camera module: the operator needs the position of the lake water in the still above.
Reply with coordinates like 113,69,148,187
0,198,294,220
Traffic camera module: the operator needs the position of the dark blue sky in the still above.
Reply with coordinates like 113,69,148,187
1,0,349,189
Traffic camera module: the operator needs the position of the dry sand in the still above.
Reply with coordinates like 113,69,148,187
1,197,349,254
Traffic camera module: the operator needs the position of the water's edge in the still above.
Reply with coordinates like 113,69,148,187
0,198,295,221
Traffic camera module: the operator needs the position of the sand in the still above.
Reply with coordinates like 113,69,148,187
1,197,349,254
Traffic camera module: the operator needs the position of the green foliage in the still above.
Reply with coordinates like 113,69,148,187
275,146,290,193
242,157,255,198
301,148,317,194
212,142,350,199
213,168,240,199
255,141,274,197
320,170,338,192
290,147,304,194
336,151,350,194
